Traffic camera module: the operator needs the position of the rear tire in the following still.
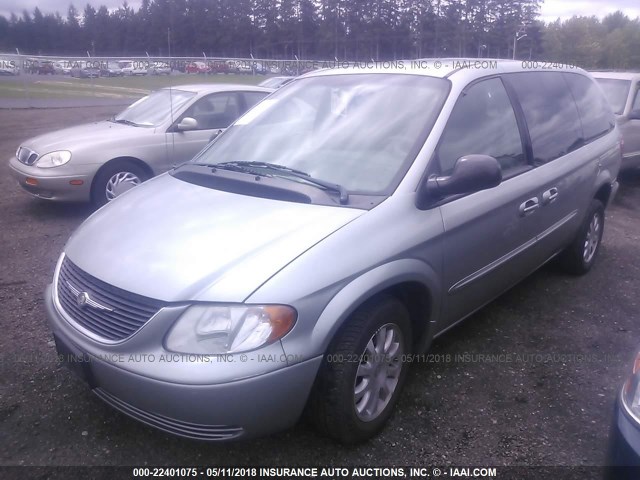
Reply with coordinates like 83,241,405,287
308,295,412,444
92,161,148,208
558,199,605,275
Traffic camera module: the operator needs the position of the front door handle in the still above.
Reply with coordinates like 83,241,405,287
519,197,540,216
542,187,559,205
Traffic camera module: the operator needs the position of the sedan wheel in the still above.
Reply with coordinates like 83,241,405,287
105,171,142,201
92,161,149,208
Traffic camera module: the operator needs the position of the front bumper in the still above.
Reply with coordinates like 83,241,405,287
45,284,322,440
8,156,95,202
605,396,640,478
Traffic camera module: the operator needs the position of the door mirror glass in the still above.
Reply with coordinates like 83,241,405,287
427,154,502,198
176,117,198,132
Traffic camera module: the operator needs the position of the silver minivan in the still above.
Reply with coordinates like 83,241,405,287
592,71,640,171
46,60,621,443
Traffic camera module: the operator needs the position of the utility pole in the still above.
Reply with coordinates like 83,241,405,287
513,24,528,60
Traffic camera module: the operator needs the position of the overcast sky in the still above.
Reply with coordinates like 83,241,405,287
1,0,640,23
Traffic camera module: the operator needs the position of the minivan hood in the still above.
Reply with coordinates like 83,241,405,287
64,174,364,302
23,120,150,153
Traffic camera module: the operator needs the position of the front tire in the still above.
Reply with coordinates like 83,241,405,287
558,199,605,275
309,295,412,444
92,161,148,208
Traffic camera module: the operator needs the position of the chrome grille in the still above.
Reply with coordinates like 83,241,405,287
57,256,166,341
17,146,38,165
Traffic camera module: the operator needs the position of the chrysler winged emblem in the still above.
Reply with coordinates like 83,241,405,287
66,281,114,312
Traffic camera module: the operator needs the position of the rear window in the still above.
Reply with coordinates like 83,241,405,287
506,72,582,164
564,73,615,143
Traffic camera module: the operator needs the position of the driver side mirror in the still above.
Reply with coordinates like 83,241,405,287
426,155,502,199
176,117,198,132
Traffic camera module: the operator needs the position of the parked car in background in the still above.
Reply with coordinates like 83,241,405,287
592,72,640,171
119,60,148,76
209,61,230,74
70,64,100,78
606,348,640,478
9,84,272,207
149,61,171,75
185,61,209,74
53,61,71,75
235,61,254,75
100,62,124,77
259,76,295,89
252,62,268,75
43,61,620,443
26,59,41,74
38,61,56,75
0,58,20,75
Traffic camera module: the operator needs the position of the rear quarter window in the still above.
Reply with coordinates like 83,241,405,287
564,73,614,143
506,72,583,164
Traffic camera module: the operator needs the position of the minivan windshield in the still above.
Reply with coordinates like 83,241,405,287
113,89,196,127
595,78,631,115
191,74,449,195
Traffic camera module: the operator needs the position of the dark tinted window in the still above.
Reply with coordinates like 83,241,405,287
507,72,582,164
565,73,614,142
243,91,268,110
437,77,525,175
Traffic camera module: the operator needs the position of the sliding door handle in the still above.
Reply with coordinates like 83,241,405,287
519,198,540,216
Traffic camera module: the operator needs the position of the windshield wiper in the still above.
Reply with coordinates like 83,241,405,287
111,118,140,127
216,161,349,204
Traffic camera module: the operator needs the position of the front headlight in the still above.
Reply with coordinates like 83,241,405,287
165,304,296,354
622,352,640,422
36,150,72,168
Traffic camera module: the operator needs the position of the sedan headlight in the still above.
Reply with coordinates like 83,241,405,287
36,150,72,168
165,304,296,354
622,352,640,422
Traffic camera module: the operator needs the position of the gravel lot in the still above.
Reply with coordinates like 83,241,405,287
0,107,639,473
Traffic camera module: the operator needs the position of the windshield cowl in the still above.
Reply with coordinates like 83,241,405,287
172,163,382,209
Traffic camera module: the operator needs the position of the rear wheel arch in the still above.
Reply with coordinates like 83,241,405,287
594,182,613,207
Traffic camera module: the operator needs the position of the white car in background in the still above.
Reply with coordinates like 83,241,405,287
53,61,72,75
149,61,171,75
592,71,640,171
119,60,148,76
0,58,20,75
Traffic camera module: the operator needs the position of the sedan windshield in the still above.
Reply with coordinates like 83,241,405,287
113,89,196,127
596,78,631,115
192,74,449,195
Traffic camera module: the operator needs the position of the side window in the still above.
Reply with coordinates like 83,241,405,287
632,84,640,113
564,73,614,143
437,77,525,176
507,72,582,164
181,93,240,130
243,92,268,110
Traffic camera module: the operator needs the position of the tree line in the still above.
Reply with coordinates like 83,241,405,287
0,0,638,69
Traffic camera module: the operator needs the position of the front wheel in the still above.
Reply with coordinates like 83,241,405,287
92,161,148,208
558,199,605,275
309,295,412,444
